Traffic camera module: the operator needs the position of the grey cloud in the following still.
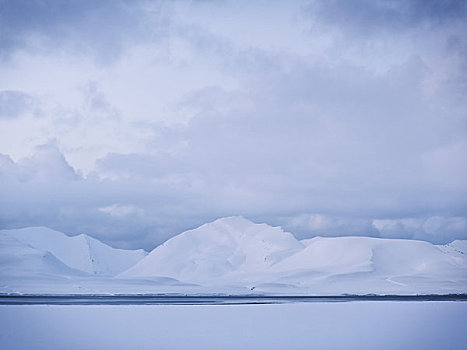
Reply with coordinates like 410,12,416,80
0,0,166,61
81,82,113,113
1,1,466,249
96,152,183,179
309,0,467,34
280,214,380,240
0,145,80,182
92,52,467,221
375,216,467,243
0,146,208,249
79,81,120,120
0,90,37,118
445,35,467,101
278,213,467,244
1,144,466,250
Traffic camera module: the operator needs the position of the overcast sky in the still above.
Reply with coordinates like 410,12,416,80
0,0,466,250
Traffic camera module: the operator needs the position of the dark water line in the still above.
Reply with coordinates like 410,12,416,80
0,294,466,305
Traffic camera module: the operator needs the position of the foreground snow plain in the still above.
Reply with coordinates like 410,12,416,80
1,302,466,350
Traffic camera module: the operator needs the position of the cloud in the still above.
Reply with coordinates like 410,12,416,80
99,204,145,218
310,0,467,34
0,145,209,249
374,216,467,243
0,1,466,249
0,0,164,62
104,54,464,213
273,213,467,244
0,90,37,118
0,144,80,182
281,214,380,239
1,137,465,251
278,213,467,244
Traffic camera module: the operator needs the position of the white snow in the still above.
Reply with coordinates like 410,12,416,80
0,234,86,278
0,227,146,276
1,217,466,294
119,217,467,294
119,216,304,283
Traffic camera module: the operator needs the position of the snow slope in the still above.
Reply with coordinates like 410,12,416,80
119,217,467,294
0,233,86,279
1,218,466,295
119,216,304,283
269,236,467,294
0,227,147,276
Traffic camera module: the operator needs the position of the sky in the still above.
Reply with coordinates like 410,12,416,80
0,0,466,250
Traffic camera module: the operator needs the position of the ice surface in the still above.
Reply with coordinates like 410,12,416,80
0,302,466,350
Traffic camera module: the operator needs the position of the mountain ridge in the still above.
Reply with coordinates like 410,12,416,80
0,226,147,276
118,217,467,295
1,217,466,295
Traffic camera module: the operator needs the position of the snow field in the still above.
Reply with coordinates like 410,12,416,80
0,301,466,350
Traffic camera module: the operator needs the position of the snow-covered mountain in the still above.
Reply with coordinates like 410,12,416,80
1,218,466,295
119,216,304,282
119,217,467,294
0,227,147,276
0,233,87,278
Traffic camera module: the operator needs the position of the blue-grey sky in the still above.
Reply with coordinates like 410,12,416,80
0,0,466,250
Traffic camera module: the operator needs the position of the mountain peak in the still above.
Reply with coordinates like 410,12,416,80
0,227,146,276
119,216,303,281
208,216,255,228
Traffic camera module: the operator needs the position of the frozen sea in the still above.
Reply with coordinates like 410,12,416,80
1,299,466,349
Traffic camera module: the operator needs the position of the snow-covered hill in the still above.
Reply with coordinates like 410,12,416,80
119,217,467,294
1,218,466,295
0,233,86,278
119,216,304,282
0,227,147,276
